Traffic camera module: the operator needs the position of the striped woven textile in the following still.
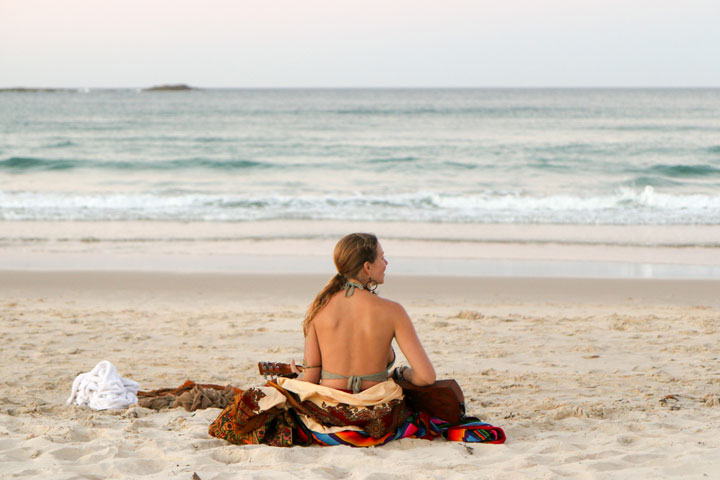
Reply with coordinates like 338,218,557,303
301,411,505,446
209,378,505,447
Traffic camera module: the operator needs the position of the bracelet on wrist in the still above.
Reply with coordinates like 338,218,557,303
392,366,408,382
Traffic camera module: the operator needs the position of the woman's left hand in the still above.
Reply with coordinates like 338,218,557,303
290,359,303,375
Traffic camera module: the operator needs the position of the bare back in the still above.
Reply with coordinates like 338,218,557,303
302,287,435,391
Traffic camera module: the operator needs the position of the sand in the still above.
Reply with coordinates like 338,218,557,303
1,271,719,479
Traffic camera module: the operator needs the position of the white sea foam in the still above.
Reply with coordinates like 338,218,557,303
1,187,718,224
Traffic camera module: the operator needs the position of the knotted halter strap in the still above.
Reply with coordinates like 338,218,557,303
343,280,364,297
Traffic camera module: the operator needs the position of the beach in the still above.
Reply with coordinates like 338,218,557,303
2,87,719,478
2,256,720,479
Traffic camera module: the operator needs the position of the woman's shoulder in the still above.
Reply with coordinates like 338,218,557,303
370,294,407,316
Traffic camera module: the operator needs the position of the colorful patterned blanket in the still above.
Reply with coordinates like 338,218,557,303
208,378,505,447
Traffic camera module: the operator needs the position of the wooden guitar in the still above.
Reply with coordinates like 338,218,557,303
258,361,466,423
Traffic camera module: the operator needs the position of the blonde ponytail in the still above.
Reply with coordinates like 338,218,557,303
303,273,345,336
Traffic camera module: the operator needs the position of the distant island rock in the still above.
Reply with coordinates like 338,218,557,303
142,84,196,92
0,87,75,93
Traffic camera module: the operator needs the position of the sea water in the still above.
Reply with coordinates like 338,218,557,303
2,88,719,226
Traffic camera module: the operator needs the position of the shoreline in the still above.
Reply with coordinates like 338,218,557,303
2,220,720,279
3,270,719,307
4,220,720,248
2,253,719,280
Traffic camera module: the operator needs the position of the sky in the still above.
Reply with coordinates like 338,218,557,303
1,0,719,88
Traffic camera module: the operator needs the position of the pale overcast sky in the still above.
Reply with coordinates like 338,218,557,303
1,0,718,88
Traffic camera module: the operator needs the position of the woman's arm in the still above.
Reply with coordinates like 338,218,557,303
392,303,436,386
298,322,322,384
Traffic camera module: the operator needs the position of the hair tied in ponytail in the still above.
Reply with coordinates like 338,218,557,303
302,233,379,335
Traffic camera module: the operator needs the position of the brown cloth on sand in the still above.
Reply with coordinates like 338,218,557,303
137,380,242,412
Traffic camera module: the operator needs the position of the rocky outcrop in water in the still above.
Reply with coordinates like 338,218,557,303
0,87,75,92
142,84,196,91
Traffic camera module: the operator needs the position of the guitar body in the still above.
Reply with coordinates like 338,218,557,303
258,362,466,423
396,378,465,424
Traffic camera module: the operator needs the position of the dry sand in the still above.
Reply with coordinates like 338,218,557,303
1,271,719,479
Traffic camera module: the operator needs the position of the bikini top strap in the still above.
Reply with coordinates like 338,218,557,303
321,369,391,393
343,280,364,297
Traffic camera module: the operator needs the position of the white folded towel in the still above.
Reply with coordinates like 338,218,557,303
66,360,140,410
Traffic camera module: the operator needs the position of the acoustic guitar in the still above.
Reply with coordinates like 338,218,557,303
258,361,466,423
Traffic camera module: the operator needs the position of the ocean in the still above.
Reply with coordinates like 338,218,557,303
2,88,719,226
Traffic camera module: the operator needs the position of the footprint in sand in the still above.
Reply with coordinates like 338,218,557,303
621,453,665,464
0,444,41,462
109,457,167,475
209,447,253,465
554,405,590,420
48,445,90,462
616,434,637,446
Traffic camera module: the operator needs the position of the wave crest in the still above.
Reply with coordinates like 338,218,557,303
2,187,719,224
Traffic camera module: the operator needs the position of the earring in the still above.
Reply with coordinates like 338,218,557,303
365,277,378,294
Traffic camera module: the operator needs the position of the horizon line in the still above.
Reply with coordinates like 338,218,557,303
2,85,720,90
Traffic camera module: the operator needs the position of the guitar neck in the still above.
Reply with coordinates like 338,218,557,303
258,361,297,378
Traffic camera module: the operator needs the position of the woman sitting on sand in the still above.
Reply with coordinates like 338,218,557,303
208,233,504,447
291,232,436,392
